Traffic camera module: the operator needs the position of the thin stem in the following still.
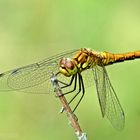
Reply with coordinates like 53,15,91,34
51,74,87,140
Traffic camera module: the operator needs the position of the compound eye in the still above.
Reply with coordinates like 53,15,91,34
65,59,75,70
59,58,77,77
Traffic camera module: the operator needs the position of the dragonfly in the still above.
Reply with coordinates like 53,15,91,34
0,48,140,130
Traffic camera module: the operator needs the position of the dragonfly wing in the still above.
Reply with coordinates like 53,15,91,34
81,68,94,88
0,49,78,94
0,62,58,93
93,66,106,117
93,65,125,130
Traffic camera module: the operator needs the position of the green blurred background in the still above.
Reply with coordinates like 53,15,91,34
0,0,140,140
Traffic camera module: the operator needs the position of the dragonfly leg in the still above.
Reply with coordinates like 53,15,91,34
57,74,77,97
72,74,85,112
63,73,86,113
60,73,81,113
62,74,77,95
58,75,75,87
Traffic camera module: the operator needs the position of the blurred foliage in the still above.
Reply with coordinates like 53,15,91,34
0,0,140,140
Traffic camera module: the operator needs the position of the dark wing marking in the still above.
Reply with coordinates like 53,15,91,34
93,65,125,130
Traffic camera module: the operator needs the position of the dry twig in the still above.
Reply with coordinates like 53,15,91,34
51,73,87,140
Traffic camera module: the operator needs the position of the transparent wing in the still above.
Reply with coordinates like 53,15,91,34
0,49,78,94
93,65,125,130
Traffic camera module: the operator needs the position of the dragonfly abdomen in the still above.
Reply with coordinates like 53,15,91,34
101,51,140,65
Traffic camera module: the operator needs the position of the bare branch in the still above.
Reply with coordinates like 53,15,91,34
51,74,87,140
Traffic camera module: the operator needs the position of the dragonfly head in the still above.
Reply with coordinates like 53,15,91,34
59,58,78,77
